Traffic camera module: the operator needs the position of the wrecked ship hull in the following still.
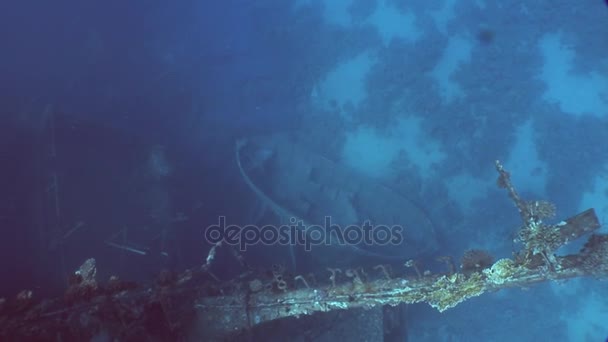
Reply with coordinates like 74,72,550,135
236,133,439,264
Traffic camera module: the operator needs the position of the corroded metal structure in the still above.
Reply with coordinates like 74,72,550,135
1,161,606,340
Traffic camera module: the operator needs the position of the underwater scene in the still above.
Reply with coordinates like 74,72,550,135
1,1,608,341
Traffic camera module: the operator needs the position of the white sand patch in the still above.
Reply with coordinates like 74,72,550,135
342,116,445,179
342,125,399,178
504,120,548,196
431,35,473,103
578,169,608,232
430,0,457,34
367,1,421,46
538,33,608,117
391,117,445,178
445,172,493,213
312,51,376,119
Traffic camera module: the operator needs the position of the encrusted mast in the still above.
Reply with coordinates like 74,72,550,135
2,162,608,340
495,160,600,270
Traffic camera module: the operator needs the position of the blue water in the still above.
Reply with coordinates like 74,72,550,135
1,1,607,340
